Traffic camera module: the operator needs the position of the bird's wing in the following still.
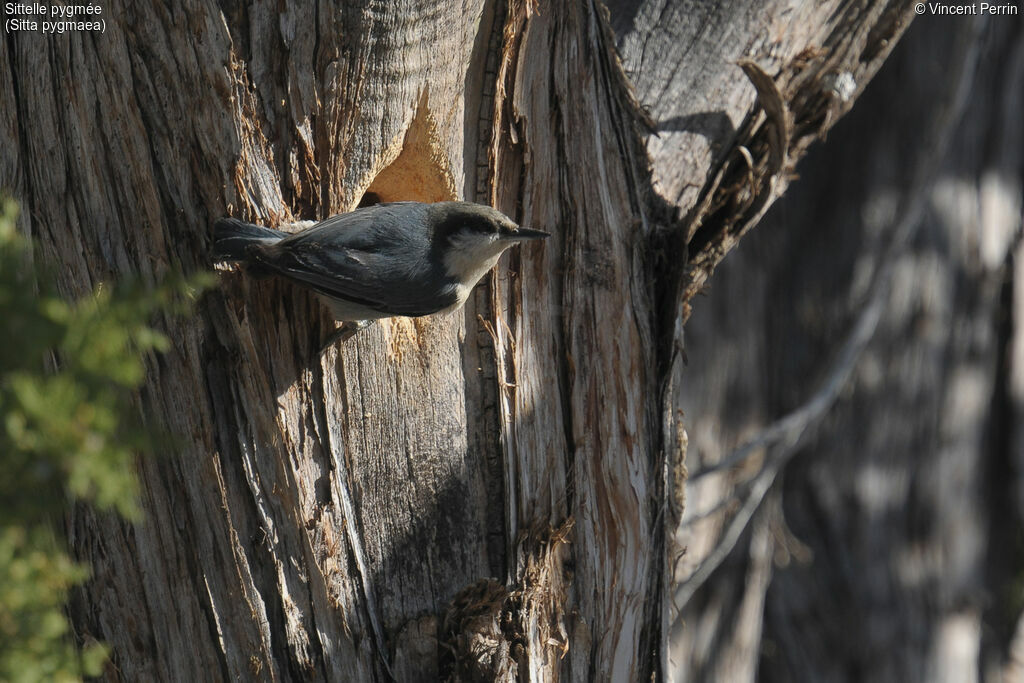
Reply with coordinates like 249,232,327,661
284,203,426,246
255,211,457,317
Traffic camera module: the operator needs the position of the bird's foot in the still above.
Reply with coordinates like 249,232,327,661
320,320,374,352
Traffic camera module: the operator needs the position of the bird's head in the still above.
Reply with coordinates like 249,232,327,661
431,202,549,286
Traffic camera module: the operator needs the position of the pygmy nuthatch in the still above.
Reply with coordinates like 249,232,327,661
213,201,548,343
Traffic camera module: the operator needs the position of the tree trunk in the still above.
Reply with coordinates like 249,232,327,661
1,0,912,680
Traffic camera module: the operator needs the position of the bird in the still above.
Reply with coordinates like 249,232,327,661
213,201,549,346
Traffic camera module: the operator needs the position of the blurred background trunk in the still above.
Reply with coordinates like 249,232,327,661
0,0,915,680
674,10,1024,683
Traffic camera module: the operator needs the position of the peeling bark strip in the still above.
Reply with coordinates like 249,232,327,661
674,6,916,317
0,0,914,680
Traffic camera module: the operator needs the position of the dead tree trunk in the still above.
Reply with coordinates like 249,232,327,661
0,1,913,680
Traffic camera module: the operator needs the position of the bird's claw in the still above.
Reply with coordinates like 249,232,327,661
320,320,374,352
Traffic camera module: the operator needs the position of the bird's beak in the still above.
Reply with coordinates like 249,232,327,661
502,226,550,241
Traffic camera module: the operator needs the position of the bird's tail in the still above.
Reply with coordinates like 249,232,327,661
212,217,288,262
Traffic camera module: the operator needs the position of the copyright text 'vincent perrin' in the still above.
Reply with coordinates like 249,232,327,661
914,2,1019,14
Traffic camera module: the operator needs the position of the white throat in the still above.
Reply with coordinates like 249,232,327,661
443,233,510,304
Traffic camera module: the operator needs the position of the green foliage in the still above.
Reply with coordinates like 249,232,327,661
0,198,211,680
0,527,107,682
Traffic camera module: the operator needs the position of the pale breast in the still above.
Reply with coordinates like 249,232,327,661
320,295,392,322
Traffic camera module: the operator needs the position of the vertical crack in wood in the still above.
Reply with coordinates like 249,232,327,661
488,0,534,560
460,1,516,584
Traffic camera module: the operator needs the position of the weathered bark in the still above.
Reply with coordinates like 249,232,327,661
675,11,1024,683
1,0,912,680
